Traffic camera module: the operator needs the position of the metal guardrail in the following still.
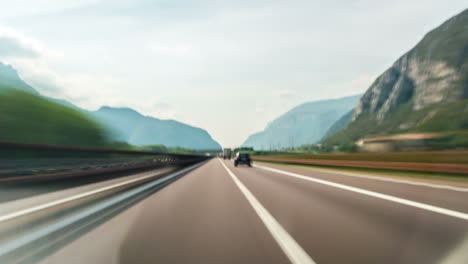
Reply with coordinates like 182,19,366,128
0,161,208,262
0,141,204,158
0,141,210,182
0,142,212,261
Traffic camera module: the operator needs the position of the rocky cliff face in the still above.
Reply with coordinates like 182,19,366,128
353,58,461,122
352,9,468,122
323,9,468,146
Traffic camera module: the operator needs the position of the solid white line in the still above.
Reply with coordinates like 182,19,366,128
255,165,468,221
0,167,177,223
219,159,315,264
0,162,206,256
257,163,468,192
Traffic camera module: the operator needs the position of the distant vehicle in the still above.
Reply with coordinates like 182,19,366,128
234,152,251,167
223,148,232,160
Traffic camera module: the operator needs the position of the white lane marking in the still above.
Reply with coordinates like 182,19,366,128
256,163,468,192
219,159,315,264
0,162,206,256
255,165,468,221
0,167,175,223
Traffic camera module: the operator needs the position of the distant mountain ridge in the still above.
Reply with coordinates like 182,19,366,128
323,9,468,146
0,63,111,147
242,94,362,150
91,106,222,150
0,62,221,150
0,63,38,95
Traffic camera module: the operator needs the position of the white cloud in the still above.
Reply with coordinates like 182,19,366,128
0,26,45,58
0,26,69,97
0,26,176,120
9,56,122,107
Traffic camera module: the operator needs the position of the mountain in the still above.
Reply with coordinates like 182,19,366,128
0,62,221,150
0,63,85,110
91,106,222,151
0,62,38,95
242,94,362,150
0,90,113,147
323,9,468,146
322,110,354,139
0,86,111,147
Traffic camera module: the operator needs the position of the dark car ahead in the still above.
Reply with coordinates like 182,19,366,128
234,152,251,167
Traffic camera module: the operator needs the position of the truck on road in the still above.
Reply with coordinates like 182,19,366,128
223,148,232,160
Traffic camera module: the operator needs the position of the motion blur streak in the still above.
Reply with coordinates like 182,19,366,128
255,165,468,220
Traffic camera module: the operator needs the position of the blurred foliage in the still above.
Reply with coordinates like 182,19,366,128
137,144,169,153
322,99,468,150
255,151,468,164
136,144,196,154
0,88,201,158
429,132,468,149
233,147,254,153
0,88,112,148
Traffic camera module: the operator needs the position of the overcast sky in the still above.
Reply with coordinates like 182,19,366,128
0,1,466,147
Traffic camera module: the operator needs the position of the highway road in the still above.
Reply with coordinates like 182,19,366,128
11,159,468,263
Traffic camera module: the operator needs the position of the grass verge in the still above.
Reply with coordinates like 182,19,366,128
256,160,468,183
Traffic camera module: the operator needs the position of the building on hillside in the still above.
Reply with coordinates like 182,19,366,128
355,133,446,152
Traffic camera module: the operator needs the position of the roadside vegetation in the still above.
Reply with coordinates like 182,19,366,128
0,88,199,156
136,144,197,154
253,151,468,164
252,152,468,175
0,89,112,148
262,161,468,181
321,89,468,150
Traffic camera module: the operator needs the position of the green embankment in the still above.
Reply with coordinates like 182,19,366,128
136,144,197,154
254,151,468,164
322,99,468,148
258,161,468,181
0,87,200,156
0,88,112,148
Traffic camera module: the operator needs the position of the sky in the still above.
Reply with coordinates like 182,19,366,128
0,0,467,147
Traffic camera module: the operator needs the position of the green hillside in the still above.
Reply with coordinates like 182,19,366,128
0,88,112,147
322,110,353,140
242,94,362,150
0,62,220,151
323,9,468,149
322,99,468,146
0,63,39,95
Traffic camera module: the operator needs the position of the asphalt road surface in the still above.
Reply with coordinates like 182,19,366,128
39,159,468,264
